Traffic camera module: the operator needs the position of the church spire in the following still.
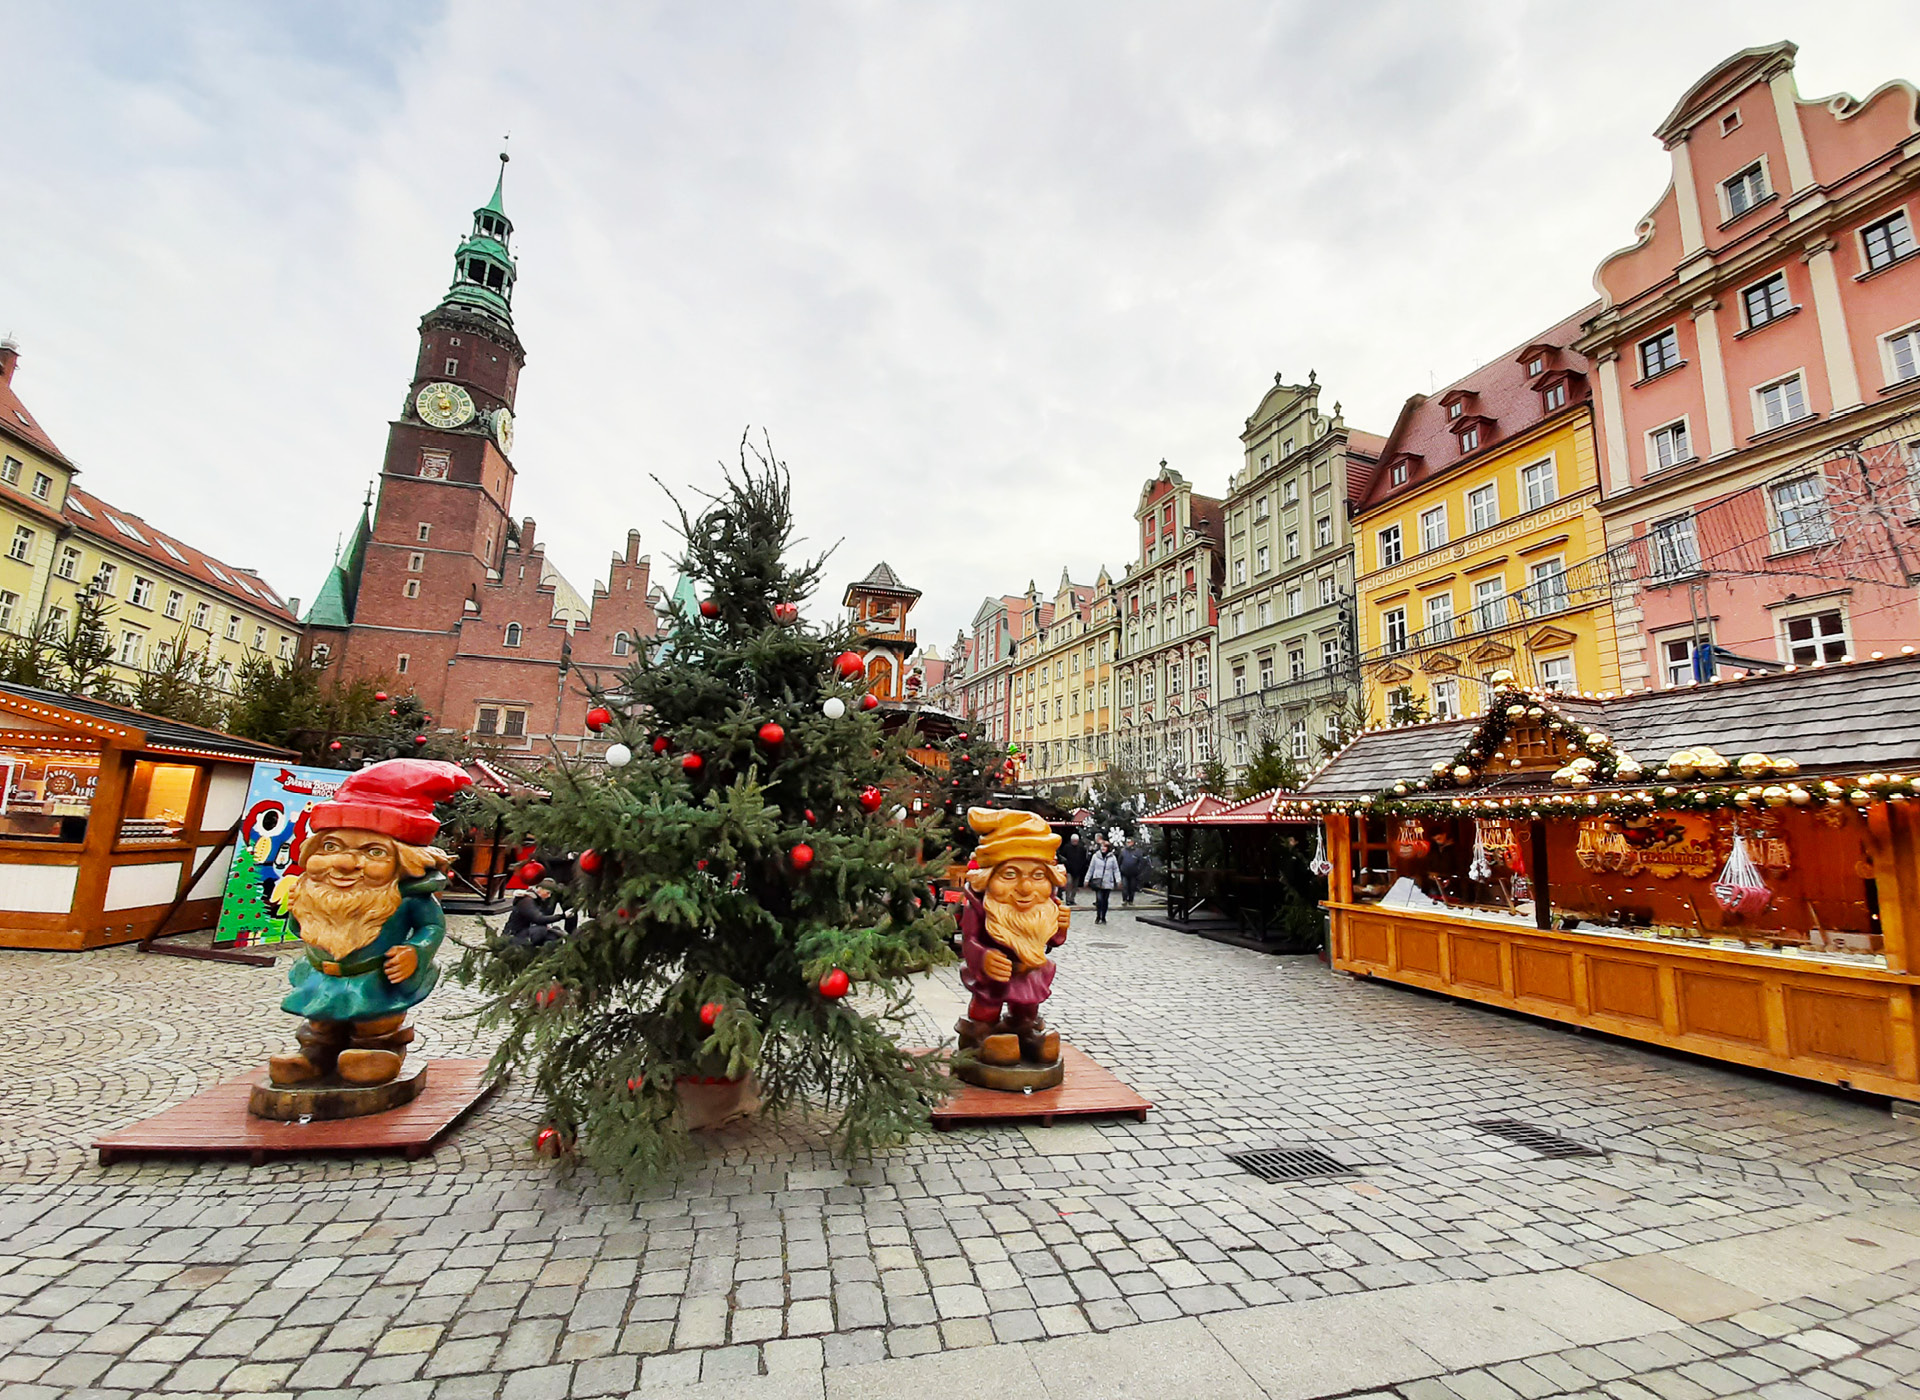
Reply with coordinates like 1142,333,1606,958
438,152,517,327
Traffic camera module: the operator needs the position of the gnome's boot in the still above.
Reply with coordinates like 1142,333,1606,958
1011,1010,1060,1065
269,1019,348,1085
956,1011,1022,1066
337,1014,412,1086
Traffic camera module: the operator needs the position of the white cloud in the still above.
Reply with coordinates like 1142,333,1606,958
5,2,1917,651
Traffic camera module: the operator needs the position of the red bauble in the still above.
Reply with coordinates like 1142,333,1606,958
804,809,817,824
858,786,884,812
534,1126,566,1157
682,753,703,773
413,735,427,745
577,849,602,874
774,602,800,623
700,599,721,618
536,982,563,1009
835,651,865,679
861,694,879,711
520,861,546,883
374,691,388,701
615,906,631,919
818,968,851,999
699,1002,722,1027
758,722,786,746
790,842,815,871
586,706,612,731
958,733,969,742
388,708,399,718
627,1076,643,1092
652,736,670,753
328,741,342,752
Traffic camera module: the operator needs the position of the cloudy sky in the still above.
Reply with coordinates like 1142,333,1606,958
8,3,1919,651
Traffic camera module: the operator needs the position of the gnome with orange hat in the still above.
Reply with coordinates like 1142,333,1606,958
956,808,1072,1073
265,759,473,1088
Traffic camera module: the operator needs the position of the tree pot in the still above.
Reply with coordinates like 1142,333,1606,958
674,1074,761,1131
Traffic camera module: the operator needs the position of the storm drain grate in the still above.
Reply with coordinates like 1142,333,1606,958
1087,942,1127,949
1225,1145,1359,1183
1470,1118,1603,1159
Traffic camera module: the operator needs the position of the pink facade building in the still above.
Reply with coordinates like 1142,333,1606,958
1578,43,1920,688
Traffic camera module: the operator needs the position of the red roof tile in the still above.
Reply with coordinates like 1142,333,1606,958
0,370,73,468
64,486,301,625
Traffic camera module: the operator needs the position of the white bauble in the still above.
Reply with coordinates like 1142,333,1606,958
604,743,633,768
822,697,847,719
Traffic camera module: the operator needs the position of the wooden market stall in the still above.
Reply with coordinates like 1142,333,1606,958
1143,790,1326,948
1302,658,1920,1104
0,681,297,950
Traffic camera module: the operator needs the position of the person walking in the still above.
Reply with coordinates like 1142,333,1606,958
1119,838,1144,906
1060,833,1089,906
1085,839,1121,924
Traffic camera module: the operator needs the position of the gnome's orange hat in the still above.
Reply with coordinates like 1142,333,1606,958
308,759,473,846
967,808,1060,868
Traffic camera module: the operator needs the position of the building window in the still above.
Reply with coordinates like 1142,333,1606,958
1650,420,1692,471
1254,496,1269,521
417,522,431,542
1288,647,1306,680
1232,558,1246,586
1430,678,1460,720
408,552,425,571
1282,479,1298,505
163,590,183,620
1650,514,1701,579
41,605,66,641
1724,161,1767,218
1521,458,1557,511
396,653,410,674
0,456,17,484
504,622,522,647
0,589,16,632
1639,328,1681,380
1742,272,1792,329
279,635,295,660
1290,720,1309,761
1255,600,1271,628
1382,607,1408,653
1233,729,1248,765
1459,427,1479,454
1528,558,1569,615
312,643,331,664
119,631,142,666
1526,355,1545,377
475,706,500,736
1284,530,1299,560
1386,686,1414,722
1255,545,1270,573
1720,110,1742,136
1447,402,1463,420
1770,474,1832,550
1258,655,1273,689
1661,635,1701,687
1322,638,1341,670
1315,515,1332,548
94,563,118,594
613,631,631,656
1419,505,1447,553
1783,609,1848,665
252,624,267,651
1142,670,1155,702
1194,656,1208,690
1280,589,1298,618
403,579,421,599
30,472,52,501
1465,483,1498,533
1543,382,1568,412
1377,524,1402,568
224,614,241,641
1538,656,1575,691
1390,461,1408,486
190,600,210,630
1884,324,1919,385
56,546,79,580
1424,592,1453,640
1472,577,1506,631
1318,576,1334,606
129,576,154,608
1863,210,1915,271
8,526,33,562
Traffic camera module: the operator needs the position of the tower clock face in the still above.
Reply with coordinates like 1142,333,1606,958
415,382,476,429
492,407,515,453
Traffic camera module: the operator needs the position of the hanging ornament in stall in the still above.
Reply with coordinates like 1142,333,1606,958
1712,829,1773,915
1468,822,1493,883
1308,826,1333,877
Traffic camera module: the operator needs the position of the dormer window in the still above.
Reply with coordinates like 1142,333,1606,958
1390,461,1409,486
1527,357,1545,377
1460,427,1480,453
1543,382,1568,411
1448,402,1463,420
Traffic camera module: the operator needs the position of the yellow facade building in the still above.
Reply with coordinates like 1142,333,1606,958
1354,311,1620,720
0,342,73,647
1008,570,1117,799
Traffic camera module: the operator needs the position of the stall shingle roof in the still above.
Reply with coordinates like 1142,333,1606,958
0,682,297,762
1302,655,1920,799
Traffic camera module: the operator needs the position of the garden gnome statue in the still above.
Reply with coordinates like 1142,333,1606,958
252,758,472,1120
955,807,1072,1090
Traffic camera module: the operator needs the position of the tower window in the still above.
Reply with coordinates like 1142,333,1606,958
504,622,522,647
445,359,458,375
404,580,420,599
418,523,431,542
449,337,462,347
397,654,410,674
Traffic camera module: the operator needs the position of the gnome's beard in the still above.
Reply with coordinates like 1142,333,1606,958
288,877,403,960
983,895,1058,974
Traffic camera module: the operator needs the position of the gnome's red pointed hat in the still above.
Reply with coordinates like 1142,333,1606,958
308,759,473,846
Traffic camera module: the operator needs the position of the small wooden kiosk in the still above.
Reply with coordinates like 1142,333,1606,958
1304,658,1920,1105
0,681,296,950
1144,790,1325,947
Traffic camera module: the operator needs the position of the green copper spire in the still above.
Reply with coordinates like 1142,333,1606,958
439,152,517,326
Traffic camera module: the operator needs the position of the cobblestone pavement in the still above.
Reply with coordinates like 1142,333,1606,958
3,906,1920,1397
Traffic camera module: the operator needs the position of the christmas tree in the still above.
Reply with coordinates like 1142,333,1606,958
214,844,281,946
933,729,1016,862
457,444,955,1183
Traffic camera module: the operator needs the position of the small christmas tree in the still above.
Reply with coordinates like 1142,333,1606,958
933,729,1016,862
457,443,955,1182
215,844,280,946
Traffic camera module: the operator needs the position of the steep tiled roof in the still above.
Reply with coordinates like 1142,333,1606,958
1358,304,1600,515
64,486,300,625
0,366,73,467
854,561,920,597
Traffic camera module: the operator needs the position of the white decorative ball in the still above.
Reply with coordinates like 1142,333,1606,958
604,743,633,768
822,697,847,719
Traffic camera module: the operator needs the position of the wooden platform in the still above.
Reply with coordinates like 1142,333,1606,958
931,1043,1150,1129
95,1059,500,1166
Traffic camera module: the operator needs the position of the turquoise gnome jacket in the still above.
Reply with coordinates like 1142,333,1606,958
281,872,448,1024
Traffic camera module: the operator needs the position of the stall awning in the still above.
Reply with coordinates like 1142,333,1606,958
1207,790,1323,825
1141,794,1231,826
0,682,297,763
463,758,549,799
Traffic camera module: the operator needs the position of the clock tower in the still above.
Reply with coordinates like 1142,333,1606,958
304,156,661,757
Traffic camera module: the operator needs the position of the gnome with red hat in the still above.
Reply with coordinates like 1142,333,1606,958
265,759,473,1089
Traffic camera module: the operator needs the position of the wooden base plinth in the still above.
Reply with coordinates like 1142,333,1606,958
249,1060,429,1121
952,1057,1065,1091
931,1043,1150,1128
95,1059,499,1166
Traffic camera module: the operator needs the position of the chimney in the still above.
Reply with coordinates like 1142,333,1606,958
288,597,301,618
0,338,17,385
520,516,537,551
626,528,641,565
